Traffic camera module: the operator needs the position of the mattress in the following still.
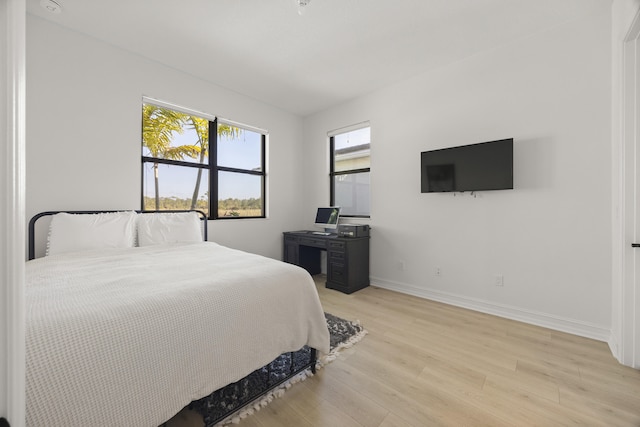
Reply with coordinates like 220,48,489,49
25,242,330,426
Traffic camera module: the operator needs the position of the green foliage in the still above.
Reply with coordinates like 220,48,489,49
142,104,201,160
142,104,242,163
142,196,262,218
143,196,208,212
142,104,244,211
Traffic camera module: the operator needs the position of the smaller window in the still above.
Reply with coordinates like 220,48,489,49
330,125,370,217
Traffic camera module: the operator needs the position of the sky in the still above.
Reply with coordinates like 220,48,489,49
334,127,370,151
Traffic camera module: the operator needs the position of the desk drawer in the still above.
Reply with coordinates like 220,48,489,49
298,237,327,248
328,241,345,251
328,262,346,285
329,250,345,261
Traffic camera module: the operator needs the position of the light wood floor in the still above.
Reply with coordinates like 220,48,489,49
167,276,640,427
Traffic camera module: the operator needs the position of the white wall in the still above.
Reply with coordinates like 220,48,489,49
26,16,307,259
303,4,613,339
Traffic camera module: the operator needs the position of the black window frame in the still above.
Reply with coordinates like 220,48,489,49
329,127,371,218
210,119,267,220
141,106,267,220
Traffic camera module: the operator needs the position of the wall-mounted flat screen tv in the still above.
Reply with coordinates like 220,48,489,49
421,138,513,193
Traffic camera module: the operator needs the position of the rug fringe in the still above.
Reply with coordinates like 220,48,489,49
216,368,312,426
215,324,368,427
317,325,368,368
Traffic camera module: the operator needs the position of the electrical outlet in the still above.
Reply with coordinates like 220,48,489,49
398,260,405,271
495,274,504,286
435,267,442,277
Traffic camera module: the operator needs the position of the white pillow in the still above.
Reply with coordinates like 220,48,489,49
47,211,137,256
136,212,203,247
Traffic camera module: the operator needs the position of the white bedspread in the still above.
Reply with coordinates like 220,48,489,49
25,242,330,427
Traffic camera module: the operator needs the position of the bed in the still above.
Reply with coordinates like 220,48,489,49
25,210,330,426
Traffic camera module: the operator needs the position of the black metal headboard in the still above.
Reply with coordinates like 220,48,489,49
28,210,208,260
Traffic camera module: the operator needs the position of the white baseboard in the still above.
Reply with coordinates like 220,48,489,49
607,336,620,363
370,276,611,342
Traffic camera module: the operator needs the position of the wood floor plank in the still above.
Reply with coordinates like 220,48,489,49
557,373,640,416
300,370,389,427
558,381,640,426
299,398,365,427
326,358,512,427
249,396,315,427
477,376,608,426
578,362,640,394
324,358,466,426
387,318,519,373
378,411,416,427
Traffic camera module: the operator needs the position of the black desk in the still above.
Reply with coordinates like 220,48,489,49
283,231,370,294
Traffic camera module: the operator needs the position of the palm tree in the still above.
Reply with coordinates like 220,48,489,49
185,117,240,210
142,104,200,210
185,115,208,210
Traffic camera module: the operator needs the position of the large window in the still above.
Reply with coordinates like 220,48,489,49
330,125,370,217
141,101,266,219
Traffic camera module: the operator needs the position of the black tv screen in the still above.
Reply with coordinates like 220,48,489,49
421,138,513,193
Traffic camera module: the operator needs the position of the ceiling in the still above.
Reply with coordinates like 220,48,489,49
27,0,605,117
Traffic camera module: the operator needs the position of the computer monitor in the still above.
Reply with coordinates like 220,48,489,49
314,207,340,230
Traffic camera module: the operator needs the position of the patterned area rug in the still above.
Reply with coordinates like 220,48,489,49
323,312,368,362
189,313,367,427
